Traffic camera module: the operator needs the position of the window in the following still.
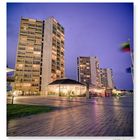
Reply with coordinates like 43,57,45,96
57,33,60,38
32,83,39,87
25,59,32,64
53,30,56,35
23,83,31,87
33,64,40,69
36,25,42,28
18,51,25,54
24,73,32,78
20,36,27,41
27,46,33,51
17,64,24,69
61,41,64,44
33,61,40,64
34,51,41,55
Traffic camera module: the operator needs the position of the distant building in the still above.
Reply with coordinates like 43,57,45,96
7,67,15,73
7,71,15,92
77,56,101,87
100,68,114,89
14,17,65,95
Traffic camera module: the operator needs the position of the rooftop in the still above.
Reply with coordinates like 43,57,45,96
48,78,85,85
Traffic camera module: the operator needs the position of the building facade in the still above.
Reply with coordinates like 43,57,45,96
14,17,65,95
47,78,87,97
41,17,64,94
77,56,101,87
100,68,114,89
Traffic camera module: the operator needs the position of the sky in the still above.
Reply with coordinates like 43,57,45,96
7,3,133,90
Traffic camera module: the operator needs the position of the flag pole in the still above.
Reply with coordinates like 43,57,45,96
128,38,133,82
128,38,133,65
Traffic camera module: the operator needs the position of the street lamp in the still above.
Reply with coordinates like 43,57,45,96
11,91,16,104
86,83,89,99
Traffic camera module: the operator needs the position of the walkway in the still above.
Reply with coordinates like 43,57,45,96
7,96,133,136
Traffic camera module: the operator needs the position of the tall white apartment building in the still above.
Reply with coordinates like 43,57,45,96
100,68,114,89
77,56,101,87
41,17,65,93
14,17,65,95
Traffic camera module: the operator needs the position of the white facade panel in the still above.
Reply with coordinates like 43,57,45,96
107,69,114,89
41,19,53,93
90,57,96,86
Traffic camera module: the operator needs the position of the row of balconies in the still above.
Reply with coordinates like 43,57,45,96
52,23,64,34
17,53,41,60
18,56,40,61
20,30,42,36
52,36,64,43
21,21,43,27
20,31,42,37
21,18,42,23
21,25,43,32
27,26,43,31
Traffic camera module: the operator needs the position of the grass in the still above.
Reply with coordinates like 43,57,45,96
7,104,57,120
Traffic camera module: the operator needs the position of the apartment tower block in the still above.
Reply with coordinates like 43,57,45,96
14,17,65,95
100,68,114,89
77,56,101,87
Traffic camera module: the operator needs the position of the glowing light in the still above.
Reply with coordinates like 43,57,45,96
34,79,39,82
27,46,33,50
33,64,39,68
17,64,23,68
23,83,31,87
56,70,61,74
48,84,87,96
34,51,41,55
23,26,27,30
112,89,123,95
29,19,36,22
20,36,27,41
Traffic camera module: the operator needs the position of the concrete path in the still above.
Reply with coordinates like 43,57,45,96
7,96,133,136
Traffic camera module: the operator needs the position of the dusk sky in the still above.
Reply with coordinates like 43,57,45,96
7,3,133,90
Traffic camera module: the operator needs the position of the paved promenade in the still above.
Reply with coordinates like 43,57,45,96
7,95,133,136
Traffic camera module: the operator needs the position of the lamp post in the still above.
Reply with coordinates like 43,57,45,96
59,84,61,96
86,83,89,99
11,91,16,104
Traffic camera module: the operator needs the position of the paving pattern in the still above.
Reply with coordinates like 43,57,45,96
7,95,133,136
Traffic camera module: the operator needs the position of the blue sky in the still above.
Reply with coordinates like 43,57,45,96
7,3,133,90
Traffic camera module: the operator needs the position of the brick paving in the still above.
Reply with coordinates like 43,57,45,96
7,95,133,136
